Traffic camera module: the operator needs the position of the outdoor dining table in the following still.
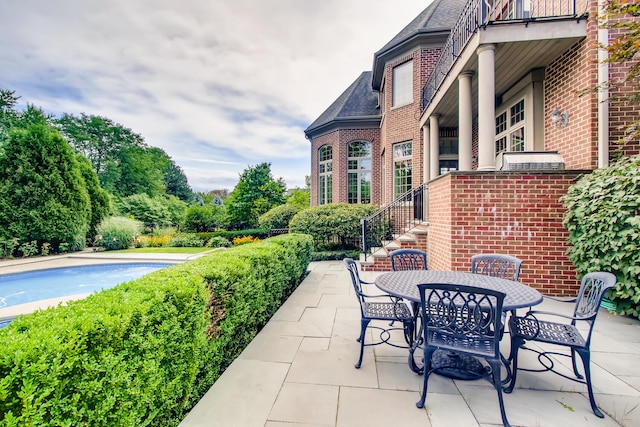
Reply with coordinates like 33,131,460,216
374,270,543,379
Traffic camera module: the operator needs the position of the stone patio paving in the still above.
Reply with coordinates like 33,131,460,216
180,260,640,427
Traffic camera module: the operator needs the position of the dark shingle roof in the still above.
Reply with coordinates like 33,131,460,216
372,0,467,89
305,71,380,137
376,0,467,56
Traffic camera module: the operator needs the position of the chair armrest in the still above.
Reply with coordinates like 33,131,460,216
526,309,594,322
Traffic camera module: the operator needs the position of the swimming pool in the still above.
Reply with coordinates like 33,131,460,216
0,263,172,309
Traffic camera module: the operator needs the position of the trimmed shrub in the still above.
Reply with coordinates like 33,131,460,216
258,204,303,230
170,234,205,247
206,236,232,248
182,204,226,233
563,155,640,318
289,203,377,250
95,216,142,250
0,233,313,426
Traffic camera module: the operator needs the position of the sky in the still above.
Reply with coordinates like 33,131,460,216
0,0,431,192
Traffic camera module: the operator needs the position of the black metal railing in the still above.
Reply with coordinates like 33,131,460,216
361,184,426,260
421,0,588,111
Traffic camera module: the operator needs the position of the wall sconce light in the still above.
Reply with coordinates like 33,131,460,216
550,107,569,128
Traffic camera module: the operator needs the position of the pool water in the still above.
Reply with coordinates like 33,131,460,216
0,263,172,309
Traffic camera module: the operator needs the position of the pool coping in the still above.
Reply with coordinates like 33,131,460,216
0,251,205,321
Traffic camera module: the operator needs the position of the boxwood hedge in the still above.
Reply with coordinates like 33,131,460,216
0,233,313,427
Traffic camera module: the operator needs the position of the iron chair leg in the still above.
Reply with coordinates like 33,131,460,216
576,347,604,418
416,348,436,409
504,335,525,393
355,318,370,369
489,359,512,427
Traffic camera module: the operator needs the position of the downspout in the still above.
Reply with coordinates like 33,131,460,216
598,0,609,168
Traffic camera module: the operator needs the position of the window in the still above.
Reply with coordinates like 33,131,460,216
392,61,413,107
495,98,525,155
439,138,458,174
318,145,332,205
347,141,372,204
393,141,412,197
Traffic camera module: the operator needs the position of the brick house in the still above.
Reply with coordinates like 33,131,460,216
304,0,639,295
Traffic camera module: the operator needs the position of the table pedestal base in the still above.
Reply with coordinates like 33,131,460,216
432,350,484,380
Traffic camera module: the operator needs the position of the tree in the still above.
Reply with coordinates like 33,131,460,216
597,1,640,142
0,89,19,143
57,113,146,179
117,145,165,197
225,163,286,229
0,124,90,252
76,154,111,240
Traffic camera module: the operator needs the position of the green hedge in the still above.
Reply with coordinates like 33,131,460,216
0,233,313,426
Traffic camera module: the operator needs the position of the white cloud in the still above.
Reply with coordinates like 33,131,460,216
0,0,431,191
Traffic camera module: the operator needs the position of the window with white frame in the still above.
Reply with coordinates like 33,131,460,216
393,141,412,197
347,141,372,204
392,61,413,107
318,145,332,205
495,98,525,155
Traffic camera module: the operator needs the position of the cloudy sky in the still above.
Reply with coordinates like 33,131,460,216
0,0,431,192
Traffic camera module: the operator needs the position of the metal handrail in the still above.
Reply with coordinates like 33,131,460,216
422,0,587,111
361,184,426,260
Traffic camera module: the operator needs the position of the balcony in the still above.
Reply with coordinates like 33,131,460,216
421,0,589,114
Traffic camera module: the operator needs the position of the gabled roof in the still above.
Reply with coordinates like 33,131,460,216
305,71,380,138
372,0,467,89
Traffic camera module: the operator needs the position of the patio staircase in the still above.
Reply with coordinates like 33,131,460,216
360,183,428,271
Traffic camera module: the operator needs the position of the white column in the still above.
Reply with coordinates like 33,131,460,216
477,44,496,171
429,115,440,180
422,125,430,182
458,71,473,171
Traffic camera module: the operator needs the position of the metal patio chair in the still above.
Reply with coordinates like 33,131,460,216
416,283,511,427
344,258,414,369
471,253,523,281
505,272,617,418
390,248,428,271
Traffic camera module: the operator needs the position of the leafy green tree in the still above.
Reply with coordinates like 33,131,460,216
76,154,111,240
57,113,145,179
225,163,286,229
164,160,193,202
0,89,19,142
182,204,226,232
146,147,193,202
116,193,187,226
286,188,310,208
0,124,90,252
117,145,165,197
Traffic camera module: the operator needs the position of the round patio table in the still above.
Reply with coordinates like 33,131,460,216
375,270,543,379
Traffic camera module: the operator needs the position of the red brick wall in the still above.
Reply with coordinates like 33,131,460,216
380,48,441,204
608,13,640,157
309,128,381,206
427,171,587,296
544,4,639,166
544,35,598,169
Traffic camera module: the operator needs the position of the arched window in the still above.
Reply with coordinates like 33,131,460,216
347,141,371,204
318,145,332,205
